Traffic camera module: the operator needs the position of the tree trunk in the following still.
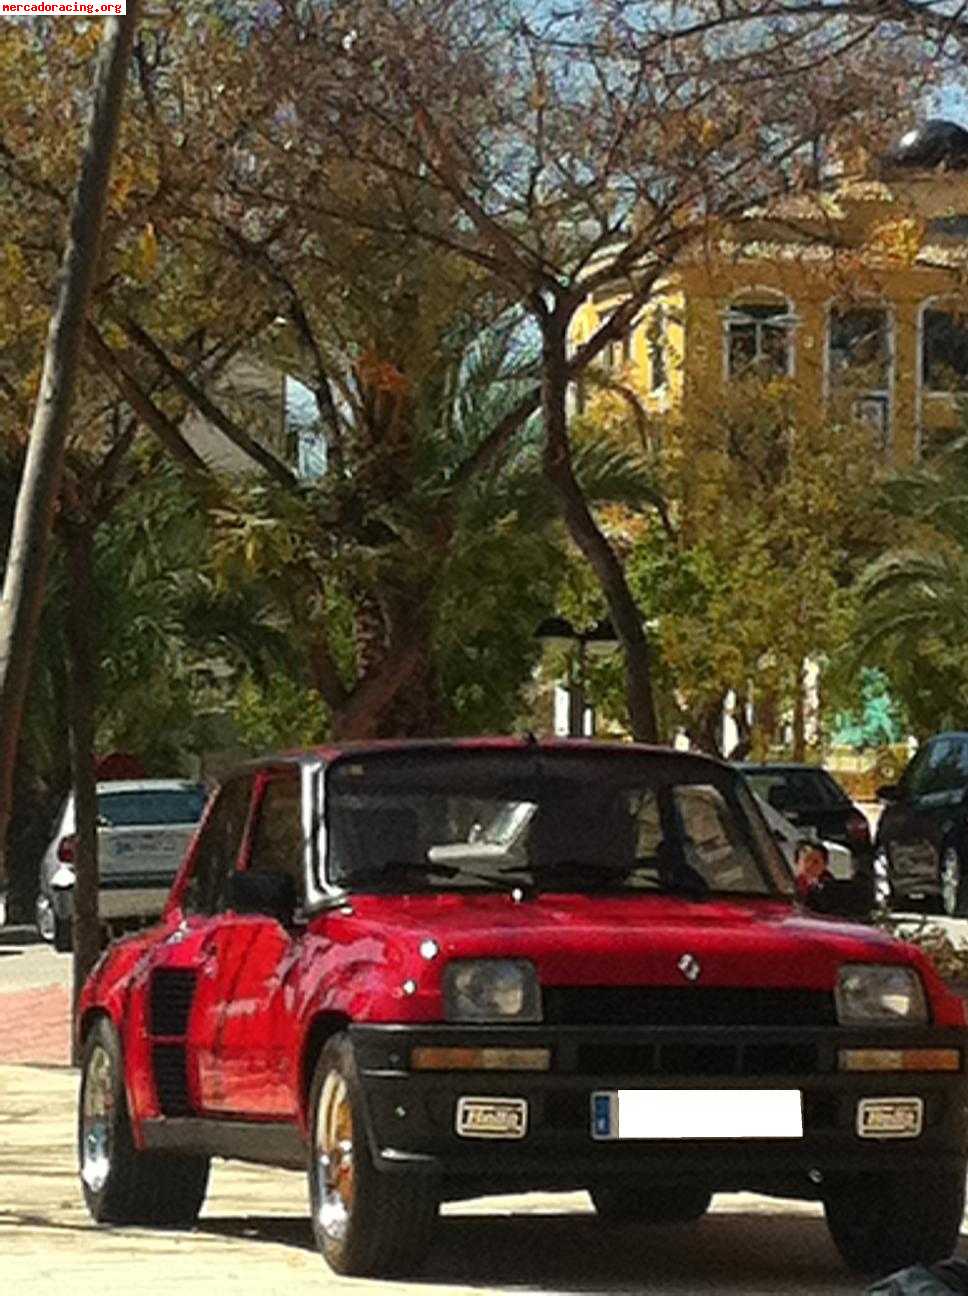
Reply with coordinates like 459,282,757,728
540,308,658,743
64,521,101,1060
792,659,806,762
0,9,140,886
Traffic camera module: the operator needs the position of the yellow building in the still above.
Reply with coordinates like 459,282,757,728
572,145,968,464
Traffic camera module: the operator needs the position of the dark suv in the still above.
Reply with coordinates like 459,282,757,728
875,732,968,915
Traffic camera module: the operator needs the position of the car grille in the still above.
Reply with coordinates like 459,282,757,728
149,969,197,1036
152,1044,192,1116
542,986,837,1028
149,970,197,1115
573,1039,820,1077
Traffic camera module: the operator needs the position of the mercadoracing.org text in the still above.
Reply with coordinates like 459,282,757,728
2,2,125,13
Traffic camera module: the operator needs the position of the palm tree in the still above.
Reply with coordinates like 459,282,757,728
857,433,968,734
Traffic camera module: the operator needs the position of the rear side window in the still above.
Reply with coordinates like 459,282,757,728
744,769,844,809
98,788,207,826
247,774,305,898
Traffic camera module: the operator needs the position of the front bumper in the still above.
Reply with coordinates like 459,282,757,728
49,879,170,923
348,1023,968,1197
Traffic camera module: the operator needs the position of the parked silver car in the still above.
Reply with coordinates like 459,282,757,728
36,779,208,951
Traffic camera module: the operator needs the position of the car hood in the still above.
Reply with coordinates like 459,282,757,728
316,890,917,998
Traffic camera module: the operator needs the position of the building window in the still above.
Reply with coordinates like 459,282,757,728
923,308,968,393
646,307,667,393
852,396,890,452
725,299,795,379
829,307,890,388
601,333,632,373
828,306,892,451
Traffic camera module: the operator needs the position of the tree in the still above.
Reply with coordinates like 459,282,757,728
215,0,935,740
599,377,888,756
0,8,141,1003
855,433,968,736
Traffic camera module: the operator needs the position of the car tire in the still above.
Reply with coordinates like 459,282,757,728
53,915,73,953
78,1017,210,1226
823,1168,965,1276
589,1182,712,1224
36,895,55,943
939,843,968,917
308,1032,439,1276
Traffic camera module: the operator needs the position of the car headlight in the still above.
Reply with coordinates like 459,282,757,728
835,964,928,1025
444,959,542,1023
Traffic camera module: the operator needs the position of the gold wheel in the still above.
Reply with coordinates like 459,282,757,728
314,1070,356,1242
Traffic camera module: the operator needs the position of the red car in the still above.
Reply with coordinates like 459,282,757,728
76,739,968,1278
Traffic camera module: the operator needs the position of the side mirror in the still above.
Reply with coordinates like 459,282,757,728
225,869,297,924
468,821,484,844
876,783,902,803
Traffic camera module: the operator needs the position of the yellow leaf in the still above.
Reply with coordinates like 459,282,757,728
138,223,159,275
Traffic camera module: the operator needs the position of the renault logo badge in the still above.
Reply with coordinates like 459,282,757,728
677,953,701,982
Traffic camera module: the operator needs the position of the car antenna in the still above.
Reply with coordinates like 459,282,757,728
521,730,539,746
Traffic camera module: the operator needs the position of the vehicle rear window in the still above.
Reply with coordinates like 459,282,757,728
743,768,847,809
98,788,207,827
325,750,792,898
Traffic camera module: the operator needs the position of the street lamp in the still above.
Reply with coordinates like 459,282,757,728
535,615,619,737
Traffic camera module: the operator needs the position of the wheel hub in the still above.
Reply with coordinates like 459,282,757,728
81,1043,114,1192
941,848,961,915
314,1073,355,1242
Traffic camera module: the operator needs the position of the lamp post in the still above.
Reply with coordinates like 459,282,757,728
535,616,618,737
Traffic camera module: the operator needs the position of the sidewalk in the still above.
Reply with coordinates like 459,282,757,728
0,983,71,1065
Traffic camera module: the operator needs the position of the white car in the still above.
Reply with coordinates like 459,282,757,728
36,779,208,951
755,794,854,879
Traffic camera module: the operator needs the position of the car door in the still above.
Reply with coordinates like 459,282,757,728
883,738,959,896
197,766,305,1121
128,775,254,1124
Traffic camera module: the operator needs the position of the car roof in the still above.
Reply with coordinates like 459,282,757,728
224,737,735,779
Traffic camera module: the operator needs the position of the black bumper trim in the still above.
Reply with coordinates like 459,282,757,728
346,1022,968,1194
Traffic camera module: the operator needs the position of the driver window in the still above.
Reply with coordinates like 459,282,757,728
247,774,305,900
182,776,253,916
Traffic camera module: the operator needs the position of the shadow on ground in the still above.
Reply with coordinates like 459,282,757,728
189,1208,872,1291
0,927,44,948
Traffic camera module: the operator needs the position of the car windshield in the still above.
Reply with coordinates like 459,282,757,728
479,800,533,846
325,750,792,897
742,767,847,810
97,788,207,827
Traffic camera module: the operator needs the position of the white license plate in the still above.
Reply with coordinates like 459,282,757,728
455,1096,528,1139
591,1089,803,1140
856,1097,923,1138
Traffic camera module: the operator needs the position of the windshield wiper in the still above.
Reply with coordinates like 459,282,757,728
498,860,637,892
361,860,520,891
497,856,712,899
368,859,461,882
